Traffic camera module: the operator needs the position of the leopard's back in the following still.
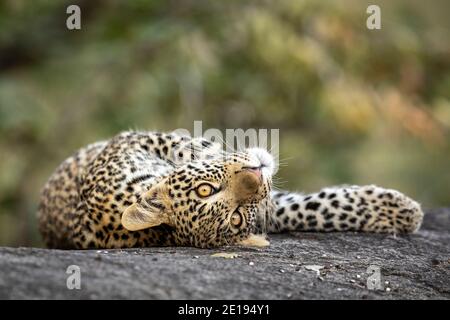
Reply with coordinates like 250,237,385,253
38,141,106,248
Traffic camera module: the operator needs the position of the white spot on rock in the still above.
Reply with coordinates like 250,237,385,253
304,265,324,276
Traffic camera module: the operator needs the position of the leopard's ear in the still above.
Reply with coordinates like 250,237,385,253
121,183,173,231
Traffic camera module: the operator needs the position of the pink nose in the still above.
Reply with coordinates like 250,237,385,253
246,167,262,179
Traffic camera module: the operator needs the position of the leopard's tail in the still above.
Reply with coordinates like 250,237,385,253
266,185,424,234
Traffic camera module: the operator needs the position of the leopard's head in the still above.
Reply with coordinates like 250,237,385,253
121,147,274,248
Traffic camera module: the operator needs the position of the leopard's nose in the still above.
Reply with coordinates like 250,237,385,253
244,166,262,180
235,168,262,201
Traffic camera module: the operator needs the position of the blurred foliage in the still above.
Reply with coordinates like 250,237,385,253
0,0,449,246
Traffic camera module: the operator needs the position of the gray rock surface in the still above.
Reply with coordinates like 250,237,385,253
0,208,449,299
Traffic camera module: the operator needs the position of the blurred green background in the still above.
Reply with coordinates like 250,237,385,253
0,0,449,246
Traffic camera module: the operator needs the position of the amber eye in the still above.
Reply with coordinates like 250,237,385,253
230,212,243,227
196,183,214,197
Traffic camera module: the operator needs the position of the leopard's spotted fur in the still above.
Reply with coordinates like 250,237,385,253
38,131,424,249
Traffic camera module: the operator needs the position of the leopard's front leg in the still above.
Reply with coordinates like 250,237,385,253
262,185,424,234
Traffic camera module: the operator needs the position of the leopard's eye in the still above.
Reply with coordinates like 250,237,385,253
196,183,214,198
230,211,242,227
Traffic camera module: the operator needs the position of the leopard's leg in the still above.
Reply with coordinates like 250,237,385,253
128,131,224,166
263,185,424,234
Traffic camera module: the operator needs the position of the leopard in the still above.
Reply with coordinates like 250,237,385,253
38,130,424,249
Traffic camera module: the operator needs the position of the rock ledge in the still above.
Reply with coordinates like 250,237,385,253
0,209,449,299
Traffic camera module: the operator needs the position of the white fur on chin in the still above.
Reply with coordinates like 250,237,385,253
237,233,270,247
